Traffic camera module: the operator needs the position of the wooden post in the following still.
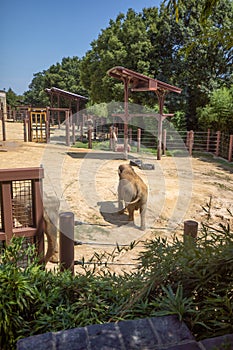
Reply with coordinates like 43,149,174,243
184,220,198,244
88,126,92,149
188,130,194,156
59,212,74,274
109,126,113,150
162,128,167,155
123,77,130,160
80,121,83,142
46,120,50,144
72,123,76,145
23,118,28,142
32,175,44,261
157,114,163,160
137,128,141,153
58,95,61,129
2,111,6,141
28,110,32,142
228,135,233,162
46,108,50,144
215,131,221,157
1,182,13,245
186,131,189,148
129,128,132,144
112,127,117,151
206,129,210,152
65,110,70,146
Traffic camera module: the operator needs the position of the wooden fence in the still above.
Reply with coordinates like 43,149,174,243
123,128,233,162
0,167,44,264
185,130,233,162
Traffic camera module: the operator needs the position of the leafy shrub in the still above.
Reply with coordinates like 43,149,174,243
0,222,233,349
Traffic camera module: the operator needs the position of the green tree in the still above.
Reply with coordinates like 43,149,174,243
80,1,232,129
24,72,49,106
160,0,233,129
24,57,87,108
80,9,156,105
6,88,23,109
197,85,233,132
24,1,232,129
164,0,233,49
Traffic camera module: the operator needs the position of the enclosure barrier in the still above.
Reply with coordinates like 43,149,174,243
2,113,233,162
59,212,199,274
0,167,44,264
126,128,233,162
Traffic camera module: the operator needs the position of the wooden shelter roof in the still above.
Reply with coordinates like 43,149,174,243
107,66,182,94
45,87,88,101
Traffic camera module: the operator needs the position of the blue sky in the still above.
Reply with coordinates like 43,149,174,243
1,0,162,95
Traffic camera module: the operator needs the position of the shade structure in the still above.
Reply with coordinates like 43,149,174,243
107,66,182,159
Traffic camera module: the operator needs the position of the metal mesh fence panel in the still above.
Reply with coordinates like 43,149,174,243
12,180,33,228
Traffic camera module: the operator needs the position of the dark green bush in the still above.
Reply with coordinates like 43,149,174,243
1,223,233,349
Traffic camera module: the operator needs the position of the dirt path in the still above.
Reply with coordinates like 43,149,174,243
1,122,233,273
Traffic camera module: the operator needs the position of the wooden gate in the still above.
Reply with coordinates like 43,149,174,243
30,109,47,142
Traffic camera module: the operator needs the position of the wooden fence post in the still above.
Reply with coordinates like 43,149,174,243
46,120,50,144
162,128,167,155
72,123,76,145
23,118,28,142
80,121,83,142
65,111,70,146
206,129,210,152
215,131,221,157
2,111,6,141
137,128,141,153
186,131,189,148
109,127,113,150
188,130,194,156
129,128,132,144
184,220,198,244
59,212,74,274
228,135,233,162
88,126,92,149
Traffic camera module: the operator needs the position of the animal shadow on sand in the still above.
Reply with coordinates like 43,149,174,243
97,201,129,227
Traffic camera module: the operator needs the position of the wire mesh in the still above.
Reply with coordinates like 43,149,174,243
12,180,33,228
219,133,230,159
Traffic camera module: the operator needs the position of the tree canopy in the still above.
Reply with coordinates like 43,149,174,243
23,57,87,108
7,0,233,131
198,85,233,133
80,0,232,129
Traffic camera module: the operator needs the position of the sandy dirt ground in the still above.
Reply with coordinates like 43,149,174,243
1,121,233,274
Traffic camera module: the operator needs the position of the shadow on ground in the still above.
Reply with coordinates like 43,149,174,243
97,200,130,227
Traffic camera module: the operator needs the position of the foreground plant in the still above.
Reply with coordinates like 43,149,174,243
0,221,233,349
